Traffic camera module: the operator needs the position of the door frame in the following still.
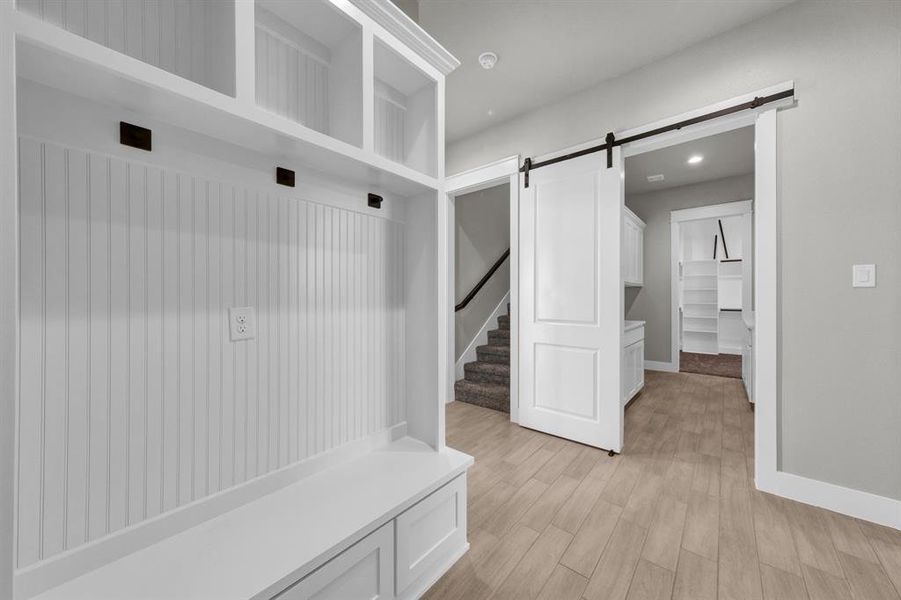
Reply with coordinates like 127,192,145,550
445,156,521,423
610,85,787,501
670,200,753,373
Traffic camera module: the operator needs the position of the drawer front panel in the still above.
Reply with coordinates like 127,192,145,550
623,326,644,348
395,475,467,596
275,522,394,600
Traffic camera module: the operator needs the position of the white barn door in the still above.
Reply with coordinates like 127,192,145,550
518,150,624,452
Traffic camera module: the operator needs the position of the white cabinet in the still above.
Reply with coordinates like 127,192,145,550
275,473,468,600
275,523,394,600
623,207,646,287
623,322,645,406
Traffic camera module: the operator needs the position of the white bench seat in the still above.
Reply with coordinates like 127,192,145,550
32,438,472,600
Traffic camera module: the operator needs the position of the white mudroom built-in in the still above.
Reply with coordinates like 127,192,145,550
1,1,471,599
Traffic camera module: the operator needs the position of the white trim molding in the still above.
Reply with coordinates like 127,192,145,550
759,471,901,531
346,0,460,76
453,292,510,386
670,200,752,224
446,156,520,196
444,155,520,423
644,360,678,373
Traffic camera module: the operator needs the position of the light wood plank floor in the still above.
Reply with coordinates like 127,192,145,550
425,370,901,600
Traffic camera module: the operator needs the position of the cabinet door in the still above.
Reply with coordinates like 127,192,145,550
623,340,644,403
275,522,394,600
396,475,467,598
633,340,644,394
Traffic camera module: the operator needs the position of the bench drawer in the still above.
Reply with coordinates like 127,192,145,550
275,522,394,600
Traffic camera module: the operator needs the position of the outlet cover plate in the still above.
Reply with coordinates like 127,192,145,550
229,306,256,341
852,264,876,288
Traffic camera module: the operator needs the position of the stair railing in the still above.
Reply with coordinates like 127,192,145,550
454,248,510,312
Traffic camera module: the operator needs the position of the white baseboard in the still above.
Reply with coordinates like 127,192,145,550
453,291,510,388
644,360,678,373
758,470,901,531
15,422,408,599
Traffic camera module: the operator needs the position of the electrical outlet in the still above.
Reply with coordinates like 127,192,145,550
229,307,255,341
852,264,876,288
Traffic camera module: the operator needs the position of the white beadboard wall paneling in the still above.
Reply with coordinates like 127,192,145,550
255,25,330,135
0,7,18,597
15,0,236,96
374,80,407,164
16,137,406,568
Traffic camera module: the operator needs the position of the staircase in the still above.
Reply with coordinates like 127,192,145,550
454,305,510,413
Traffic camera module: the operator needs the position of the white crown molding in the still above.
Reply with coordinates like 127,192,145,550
348,0,461,76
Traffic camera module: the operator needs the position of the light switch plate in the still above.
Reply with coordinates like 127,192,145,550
229,306,255,341
852,264,876,288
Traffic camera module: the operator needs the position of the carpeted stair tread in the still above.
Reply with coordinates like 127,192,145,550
457,308,513,413
454,380,510,413
487,328,510,345
476,344,510,364
464,361,510,384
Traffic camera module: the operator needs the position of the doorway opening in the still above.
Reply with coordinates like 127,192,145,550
453,181,512,413
624,126,755,386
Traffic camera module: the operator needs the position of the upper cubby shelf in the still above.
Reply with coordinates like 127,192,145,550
16,0,236,97
11,0,459,197
255,0,363,148
374,38,437,177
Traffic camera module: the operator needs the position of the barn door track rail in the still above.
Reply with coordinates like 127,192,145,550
520,88,794,187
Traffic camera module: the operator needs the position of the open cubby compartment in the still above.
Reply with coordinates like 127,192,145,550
684,289,717,305
683,303,719,319
683,260,718,277
16,0,236,96
374,38,437,176
682,330,719,354
683,316,719,333
683,274,717,291
255,0,363,147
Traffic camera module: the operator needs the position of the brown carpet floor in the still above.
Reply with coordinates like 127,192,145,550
680,351,742,378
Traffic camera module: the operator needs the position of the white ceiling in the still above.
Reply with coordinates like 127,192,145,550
418,0,794,143
625,126,754,195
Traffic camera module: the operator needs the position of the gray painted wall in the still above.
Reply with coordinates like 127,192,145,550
455,184,510,360
625,174,754,363
446,1,901,501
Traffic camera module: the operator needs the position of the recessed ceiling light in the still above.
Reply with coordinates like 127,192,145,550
487,108,495,117
687,155,704,165
478,52,498,70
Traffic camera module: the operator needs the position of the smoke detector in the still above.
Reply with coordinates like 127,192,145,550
478,52,498,70
647,174,665,183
